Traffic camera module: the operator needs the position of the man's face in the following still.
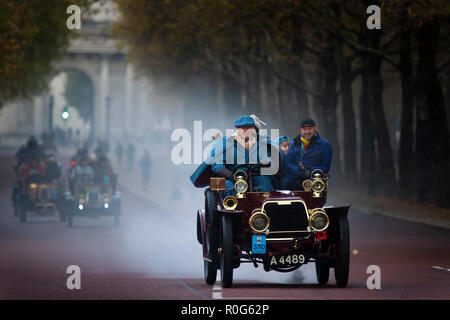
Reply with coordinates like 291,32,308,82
280,141,290,153
300,126,316,140
237,126,257,141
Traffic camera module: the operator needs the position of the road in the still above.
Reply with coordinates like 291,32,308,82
0,151,449,300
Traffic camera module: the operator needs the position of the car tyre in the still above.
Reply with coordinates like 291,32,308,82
205,189,219,266
196,212,203,245
67,211,73,228
315,261,330,285
334,214,350,288
59,209,67,222
220,214,234,288
204,259,217,285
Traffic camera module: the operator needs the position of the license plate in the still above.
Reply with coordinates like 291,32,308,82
269,254,306,266
252,235,266,254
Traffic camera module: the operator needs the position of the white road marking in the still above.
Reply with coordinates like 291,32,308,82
431,266,450,273
212,283,223,299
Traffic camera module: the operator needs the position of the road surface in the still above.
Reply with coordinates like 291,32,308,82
0,151,449,300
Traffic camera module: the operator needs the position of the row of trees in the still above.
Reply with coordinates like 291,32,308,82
0,0,95,108
114,0,449,207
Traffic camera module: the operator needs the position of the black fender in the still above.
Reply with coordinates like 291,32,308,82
324,205,350,244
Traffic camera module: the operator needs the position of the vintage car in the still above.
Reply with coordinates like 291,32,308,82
13,180,65,223
196,164,350,288
63,175,121,228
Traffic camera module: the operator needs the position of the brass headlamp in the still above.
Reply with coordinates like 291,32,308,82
310,169,326,198
234,170,248,198
249,209,270,233
222,196,238,210
309,208,329,232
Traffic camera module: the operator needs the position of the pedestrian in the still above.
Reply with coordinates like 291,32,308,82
139,150,152,190
126,142,135,172
115,142,124,169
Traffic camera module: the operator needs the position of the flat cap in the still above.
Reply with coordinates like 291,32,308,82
234,115,256,128
300,118,316,127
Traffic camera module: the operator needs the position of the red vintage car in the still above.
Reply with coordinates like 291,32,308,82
196,165,350,288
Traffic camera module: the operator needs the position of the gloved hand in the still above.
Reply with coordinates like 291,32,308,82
218,167,234,181
299,166,311,180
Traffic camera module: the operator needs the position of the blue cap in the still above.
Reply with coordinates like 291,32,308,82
278,136,291,145
234,115,256,128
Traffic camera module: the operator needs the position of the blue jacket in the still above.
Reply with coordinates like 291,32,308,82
190,135,279,188
283,133,333,180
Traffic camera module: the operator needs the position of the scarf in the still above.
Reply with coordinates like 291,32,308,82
300,136,310,153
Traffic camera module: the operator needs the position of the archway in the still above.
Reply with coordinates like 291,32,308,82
48,68,95,146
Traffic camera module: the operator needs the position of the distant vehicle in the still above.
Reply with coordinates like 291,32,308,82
196,165,351,288
13,181,65,223
63,176,121,228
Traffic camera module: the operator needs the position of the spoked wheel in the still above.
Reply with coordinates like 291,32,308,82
204,221,217,284
204,189,218,285
220,214,234,288
334,214,350,288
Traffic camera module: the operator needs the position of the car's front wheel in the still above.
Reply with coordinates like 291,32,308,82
334,214,350,288
67,211,73,228
204,259,217,285
316,261,330,285
220,214,234,288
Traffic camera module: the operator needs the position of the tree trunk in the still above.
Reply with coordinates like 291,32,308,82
367,30,396,195
398,26,414,199
414,20,450,207
336,49,357,185
359,33,376,196
319,48,342,180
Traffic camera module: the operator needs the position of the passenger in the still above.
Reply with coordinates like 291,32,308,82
20,157,46,184
278,136,291,155
279,118,333,190
44,154,62,182
139,150,152,190
71,156,94,187
94,155,114,185
277,136,291,189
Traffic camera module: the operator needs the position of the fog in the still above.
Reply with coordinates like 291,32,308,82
100,133,320,285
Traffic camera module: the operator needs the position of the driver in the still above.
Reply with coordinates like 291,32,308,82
206,115,277,195
71,156,94,187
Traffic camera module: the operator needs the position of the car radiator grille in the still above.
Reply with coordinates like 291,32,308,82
263,202,309,232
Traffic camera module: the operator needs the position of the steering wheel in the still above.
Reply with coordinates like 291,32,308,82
232,162,270,178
